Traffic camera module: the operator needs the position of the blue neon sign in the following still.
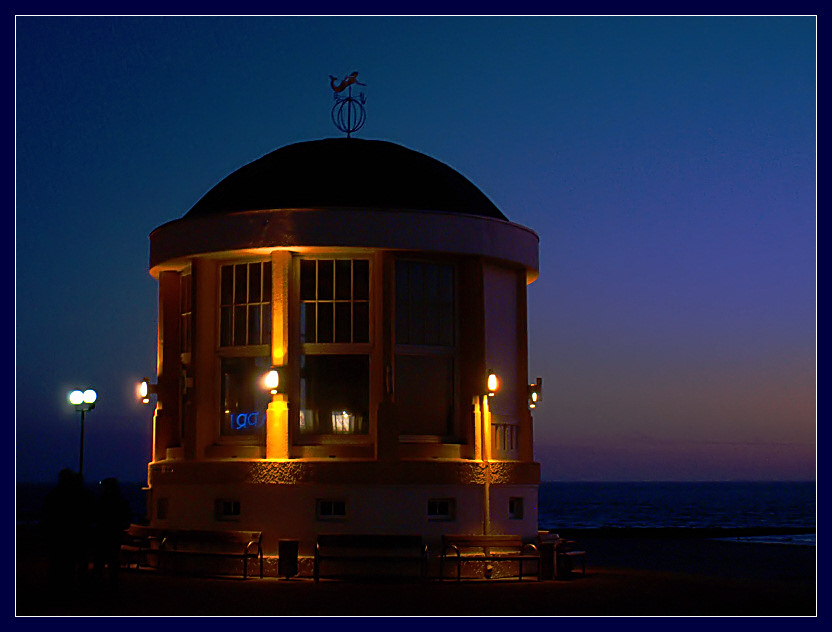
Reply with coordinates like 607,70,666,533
229,411,266,432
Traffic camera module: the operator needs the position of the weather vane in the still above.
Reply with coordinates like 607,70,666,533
329,71,366,138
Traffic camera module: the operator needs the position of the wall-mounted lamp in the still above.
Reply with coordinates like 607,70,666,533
528,377,543,409
486,370,499,397
138,377,158,405
263,366,286,395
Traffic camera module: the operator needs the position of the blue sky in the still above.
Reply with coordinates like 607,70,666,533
14,16,815,483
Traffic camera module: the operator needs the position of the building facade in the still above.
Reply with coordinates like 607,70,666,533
145,138,540,573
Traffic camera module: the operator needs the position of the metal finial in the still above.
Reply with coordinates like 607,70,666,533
329,71,366,138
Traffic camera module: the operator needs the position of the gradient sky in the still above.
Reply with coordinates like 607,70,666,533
14,16,816,484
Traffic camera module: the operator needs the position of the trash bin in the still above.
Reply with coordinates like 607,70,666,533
539,541,556,580
278,540,299,579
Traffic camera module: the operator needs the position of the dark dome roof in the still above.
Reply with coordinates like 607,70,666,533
185,138,507,221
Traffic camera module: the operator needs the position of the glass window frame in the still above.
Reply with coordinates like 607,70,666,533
291,252,377,448
394,256,461,443
216,258,272,447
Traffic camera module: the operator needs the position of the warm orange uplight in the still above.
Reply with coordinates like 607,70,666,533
486,371,499,397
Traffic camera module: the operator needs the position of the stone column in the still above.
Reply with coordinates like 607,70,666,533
267,250,291,459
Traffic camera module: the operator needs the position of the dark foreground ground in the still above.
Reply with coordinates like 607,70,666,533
15,532,816,617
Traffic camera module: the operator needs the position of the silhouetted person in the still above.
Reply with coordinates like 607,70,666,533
92,477,132,590
41,468,93,592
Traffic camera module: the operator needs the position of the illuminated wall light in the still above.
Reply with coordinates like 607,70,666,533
263,366,285,395
486,370,499,397
528,377,543,410
138,377,157,405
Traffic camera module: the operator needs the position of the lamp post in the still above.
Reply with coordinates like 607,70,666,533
68,389,97,479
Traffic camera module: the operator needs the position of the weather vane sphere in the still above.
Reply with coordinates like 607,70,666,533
329,71,367,138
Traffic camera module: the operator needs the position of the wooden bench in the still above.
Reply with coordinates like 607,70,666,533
120,524,166,569
159,529,263,579
440,534,540,581
314,534,428,582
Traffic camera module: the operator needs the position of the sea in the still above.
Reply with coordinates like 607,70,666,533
538,481,816,546
16,480,816,547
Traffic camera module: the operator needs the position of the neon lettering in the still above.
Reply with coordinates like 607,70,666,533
229,411,266,431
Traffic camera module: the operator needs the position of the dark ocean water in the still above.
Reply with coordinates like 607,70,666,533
16,480,816,546
538,481,816,545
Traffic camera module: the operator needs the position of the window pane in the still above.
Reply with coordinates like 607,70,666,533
248,305,261,345
300,260,316,301
234,264,247,304
262,262,271,300
248,262,261,303
439,304,454,347
424,299,439,346
395,262,409,344
234,305,247,345
396,355,454,435
395,260,455,348
180,314,191,353
301,303,316,343
262,303,271,342
335,260,351,300
409,262,424,302
354,302,369,343
180,273,192,313
220,356,270,438
220,306,233,347
424,262,438,302
318,259,334,300
317,302,333,343
335,302,351,343
439,265,453,304
354,259,369,300
221,266,233,306
299,355,369,435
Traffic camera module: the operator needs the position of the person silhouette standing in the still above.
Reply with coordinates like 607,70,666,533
92,477,132,590
41,468,93,593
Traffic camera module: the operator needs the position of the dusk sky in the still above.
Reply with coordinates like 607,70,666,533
14,16,816,484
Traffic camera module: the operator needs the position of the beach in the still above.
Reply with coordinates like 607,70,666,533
15,530,816,617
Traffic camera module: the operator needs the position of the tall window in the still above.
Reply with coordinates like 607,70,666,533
298,258,371,438
220,261,272,347
395,260,457,438
180,272,192,354
300,259,369,344
218,261,271,442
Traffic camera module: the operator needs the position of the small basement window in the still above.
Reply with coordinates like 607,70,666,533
156,497,169,520
317,499,347,520
427,498,455,521
508,497,524,520
214,499,241,521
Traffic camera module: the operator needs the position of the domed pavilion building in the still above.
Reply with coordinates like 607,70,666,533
145,137,541,576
